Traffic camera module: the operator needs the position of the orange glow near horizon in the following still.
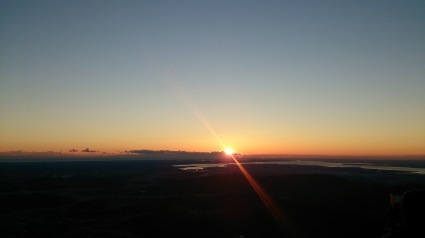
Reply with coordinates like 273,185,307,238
1,139,425,157
1,79,424,157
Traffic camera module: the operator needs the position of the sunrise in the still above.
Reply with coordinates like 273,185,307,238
1,1,424,237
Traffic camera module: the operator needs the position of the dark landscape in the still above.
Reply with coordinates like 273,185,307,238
1,157,425,238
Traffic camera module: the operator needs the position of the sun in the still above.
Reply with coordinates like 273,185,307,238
224,148,233,155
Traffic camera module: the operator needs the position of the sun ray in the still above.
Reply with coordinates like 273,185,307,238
169,80,225,149
229,154,294,234
171,79,294,235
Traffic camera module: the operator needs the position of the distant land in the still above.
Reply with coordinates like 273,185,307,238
1,156,425,237
0,149,424,161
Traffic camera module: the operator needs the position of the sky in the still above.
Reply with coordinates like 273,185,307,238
1,0,424,156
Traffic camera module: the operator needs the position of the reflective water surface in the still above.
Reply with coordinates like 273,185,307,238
174,160,425,174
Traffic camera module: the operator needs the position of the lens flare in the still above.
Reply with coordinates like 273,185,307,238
171,80,295,235
169,80,225,148
229,154,292,233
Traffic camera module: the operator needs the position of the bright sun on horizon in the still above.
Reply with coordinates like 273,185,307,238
225,148,233,155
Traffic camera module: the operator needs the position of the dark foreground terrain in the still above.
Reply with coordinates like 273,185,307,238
1,158,424,238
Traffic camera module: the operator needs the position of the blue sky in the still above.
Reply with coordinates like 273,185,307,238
1,0,424,154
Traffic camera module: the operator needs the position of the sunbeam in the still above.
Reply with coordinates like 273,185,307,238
170,80,226,149
229,154,295,235
172,80,295,235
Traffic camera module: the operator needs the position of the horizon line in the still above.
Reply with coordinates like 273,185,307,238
1,149,424,159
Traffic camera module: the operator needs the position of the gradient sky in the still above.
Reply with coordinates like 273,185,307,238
1,0,424,155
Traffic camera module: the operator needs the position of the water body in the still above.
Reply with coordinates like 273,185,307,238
174,160,425,174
